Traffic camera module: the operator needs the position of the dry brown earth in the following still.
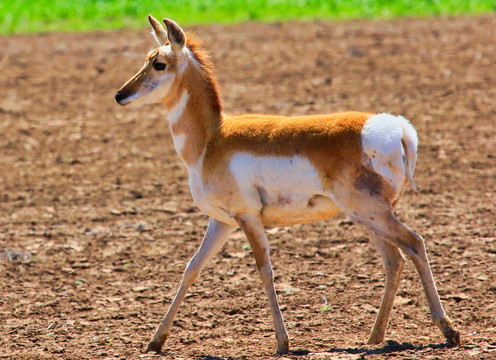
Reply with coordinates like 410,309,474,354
0,15,495,360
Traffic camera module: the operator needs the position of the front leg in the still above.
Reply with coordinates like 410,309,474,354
235,213,289,354
146,218,235,354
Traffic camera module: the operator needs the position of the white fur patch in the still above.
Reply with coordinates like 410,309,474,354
147,71,176,104
161,44,189,73
168,90,189,125
185,47,201,70
171,133,187,155
151,29,167,47
123,70,176,107
161,43,172,55
228,153,324,211
168,90,189,156
361,113,418,190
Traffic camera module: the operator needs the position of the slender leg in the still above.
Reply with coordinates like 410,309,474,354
329,162,460,345
367,233,405,344
146,218,235,354
396,230,460,345
366,212,460,345
235,214,289,354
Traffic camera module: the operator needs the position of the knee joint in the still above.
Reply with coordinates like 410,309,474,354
258,263,274,283
401,233,427,259
183,260,201,283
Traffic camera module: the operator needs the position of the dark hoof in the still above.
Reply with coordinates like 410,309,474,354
276,339,289,354
446,328,461,346
366,335,385,345
440,317,461,346
145,340,163,354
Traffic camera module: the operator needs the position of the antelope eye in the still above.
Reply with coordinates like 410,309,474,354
153,62,166,71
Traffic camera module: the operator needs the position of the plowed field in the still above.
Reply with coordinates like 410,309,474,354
1,15,495,360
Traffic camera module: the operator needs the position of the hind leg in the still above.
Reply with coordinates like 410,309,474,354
387,221,460,345
331,179,459,345
363,211,460,345
367,233,405,344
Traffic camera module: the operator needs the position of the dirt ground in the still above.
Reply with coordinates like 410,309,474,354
1,15,495,360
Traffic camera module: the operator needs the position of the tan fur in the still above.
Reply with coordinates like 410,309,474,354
199,112,381,226
165,53,222,166
204,112,372,179
116,17,460,355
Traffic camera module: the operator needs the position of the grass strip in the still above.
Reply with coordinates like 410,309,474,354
1,0,495,34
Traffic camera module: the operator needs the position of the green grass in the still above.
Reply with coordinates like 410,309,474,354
1,0,495,34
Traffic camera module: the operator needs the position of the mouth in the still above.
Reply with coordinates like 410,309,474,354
115,91,125,106
115,91,130,106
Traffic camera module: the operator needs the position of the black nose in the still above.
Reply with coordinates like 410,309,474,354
115,91,124,104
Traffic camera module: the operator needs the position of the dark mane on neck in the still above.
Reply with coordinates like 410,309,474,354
186,37,222,115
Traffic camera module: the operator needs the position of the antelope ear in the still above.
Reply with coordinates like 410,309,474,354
163,18,186,53
148,14,168,46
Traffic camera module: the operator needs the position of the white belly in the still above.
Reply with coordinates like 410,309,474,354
189,153,342,226
228,153,341,226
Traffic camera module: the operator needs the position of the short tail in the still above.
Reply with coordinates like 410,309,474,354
399,118,418,191
361,113,419,191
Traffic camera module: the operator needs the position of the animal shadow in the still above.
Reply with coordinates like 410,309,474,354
291,340,455,358
197,340,454,360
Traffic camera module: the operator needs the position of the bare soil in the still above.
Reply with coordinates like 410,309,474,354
1,15,495,360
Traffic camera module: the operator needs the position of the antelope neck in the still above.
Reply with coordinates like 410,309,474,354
164,69,221,169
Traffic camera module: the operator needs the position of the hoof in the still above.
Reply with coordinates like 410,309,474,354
276,339,289,354
439,317,461,346
145,339,163,354
445,328,461,346
366,335,385,345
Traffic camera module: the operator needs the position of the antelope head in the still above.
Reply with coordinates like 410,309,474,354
115,15,188,107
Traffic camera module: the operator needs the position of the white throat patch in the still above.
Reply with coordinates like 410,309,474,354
172,133,187,155
168,90,189,125
168,90,189,157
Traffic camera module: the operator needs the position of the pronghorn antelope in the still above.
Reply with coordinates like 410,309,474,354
115,15,460,354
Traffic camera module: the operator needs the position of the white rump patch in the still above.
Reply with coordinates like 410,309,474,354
361,113,418,190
